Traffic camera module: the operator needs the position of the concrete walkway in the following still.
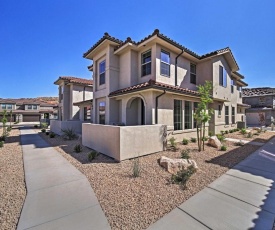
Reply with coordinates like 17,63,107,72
225,137,265,146
17,127,110,230
148,137,275,230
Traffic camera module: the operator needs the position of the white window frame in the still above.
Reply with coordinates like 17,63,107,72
99,60,106,85
141,50,151,77
190,63,196,85
160,50,170,77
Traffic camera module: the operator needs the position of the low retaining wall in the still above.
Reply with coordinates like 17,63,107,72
50,120,86,135
82,124,164,161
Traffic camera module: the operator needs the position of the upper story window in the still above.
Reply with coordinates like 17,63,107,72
99,60,106,85
160,50,170,76
237,86,242,98
27,105,38,110
1,104,12,110
231,79,234,93
219,66,227,87
190,64,196,84
141,50,151,76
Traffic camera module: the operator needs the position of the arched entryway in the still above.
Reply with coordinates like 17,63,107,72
126,97,145,125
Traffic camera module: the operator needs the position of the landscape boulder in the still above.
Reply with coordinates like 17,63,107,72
159,156,198,175
208,136,222,149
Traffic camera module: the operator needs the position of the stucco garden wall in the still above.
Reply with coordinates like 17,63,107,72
82,124,164,161
50,120,85,135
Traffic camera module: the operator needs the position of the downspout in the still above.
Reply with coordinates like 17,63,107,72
155,90,166,124
83,86,86,101
175,49,184,86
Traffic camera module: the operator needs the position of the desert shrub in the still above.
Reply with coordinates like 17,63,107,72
74,144,82,153
220,131,225,135
202,136,208,141
208,131,213,137
88,150,98,162
46,131,49,135
61,128,77,140
190,137,197,143
169,137,177,149
229,129,233,133
225,130,229,134
216,134,225,142
7,127,12,132
246,132,253,138
41,128,46,133
0,141,4,148
171,165,197,186
182,138,189,145
256,129,262,134
132,158,141,178
220,145,227,151
34,124,38,128
49,132,56,138
0,136,6,142
181,149,190,159
235,140,245,146
240,128,247,135
41,122,48,129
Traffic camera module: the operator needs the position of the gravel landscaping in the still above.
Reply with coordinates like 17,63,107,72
0,127,26,230
36,129,273,230
224,129,275,143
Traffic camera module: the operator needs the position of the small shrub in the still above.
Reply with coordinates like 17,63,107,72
74,144,82,153
41,128,46,133
256,129,262,134
41,122,48,129
0,141,4,148
216,134,225,142
202,136,208,141
182,138,189,145
234,129,238,132
190,137,197,143
220,145,227,151
88,150,98,162
240,128,247,135
235,140,245,146
246,132,253,138
34,124,38,128
46,131,49,135
225,130,229,134
7,127,12,132
181,149,190,159
171,165,197,186
132,158,141,178
61,128,77,140
49,132,56,138
220,131,225,135
169,137,177,149
236,128,240,131
0,136,6,142
229,129,233,133
208,131,213,137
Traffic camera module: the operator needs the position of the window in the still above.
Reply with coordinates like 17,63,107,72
141,50,151,76
99,60,106,85
225,106,229,125
219,66,227,87
232,106,235,124
28,105,32,110
231,79,234,93
218,105,222,116
174,100,182,130
193,102,198,128
99,102,105,124
1,104,5,109
259,97,266,105
190,64,196,84
33,105,37,110
184,101,192,129
160,50,170,76
84,106,91,121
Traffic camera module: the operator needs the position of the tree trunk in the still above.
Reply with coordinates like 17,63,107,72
197,125,200,151
202,122,206,151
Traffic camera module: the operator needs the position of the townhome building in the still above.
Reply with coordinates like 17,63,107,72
83,29,248,139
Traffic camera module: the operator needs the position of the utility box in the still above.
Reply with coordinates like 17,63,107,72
237,121,246,129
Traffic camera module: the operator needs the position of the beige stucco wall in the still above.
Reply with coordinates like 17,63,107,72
82,124,164,161
50,120,85,135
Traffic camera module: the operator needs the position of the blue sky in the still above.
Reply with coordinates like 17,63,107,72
1,0,274,98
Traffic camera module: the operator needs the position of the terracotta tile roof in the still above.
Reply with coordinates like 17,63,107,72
237,103,251,108
54,76,93,85
109,79,200,97
83,32,123,58
242,87,275,97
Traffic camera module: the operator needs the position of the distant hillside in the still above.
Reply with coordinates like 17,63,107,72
36,97,59,104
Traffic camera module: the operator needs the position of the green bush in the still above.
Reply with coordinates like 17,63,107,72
34,124,38,128
236,128,240,131
220,145,227,151
225,130,228,134
0,141,4,148
190,137,197,143
132,158,141,178
246,132,253,138
181,149,190,159
208,131,213,137
41,128,46,133
240,128,247,135
7,127,12,132
46,131,49,135
182,138,189,145
220,131,225,135
0,136,6,142
171,165,197,185
216,134,225,142
41,122,48,129
74,144,82,153
235,140,245,146
49,132,56,138
169,137,176,147
88,150,98,162
61,128,77,140
202,136,208,141
229,129,233,133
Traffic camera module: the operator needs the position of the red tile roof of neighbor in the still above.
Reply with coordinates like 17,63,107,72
242,87,275,97
109,79,200,97
54,76,93,85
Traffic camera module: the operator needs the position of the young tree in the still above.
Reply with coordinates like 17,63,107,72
9,110,13,128
1,110,8,138
194,81,213,151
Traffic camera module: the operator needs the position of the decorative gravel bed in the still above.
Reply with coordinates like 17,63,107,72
0,128,26,230
38,130,270,230
224,129,275,143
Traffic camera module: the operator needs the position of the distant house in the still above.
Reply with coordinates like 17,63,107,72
0,98,58,122
242,87,275,126
54,76,93,122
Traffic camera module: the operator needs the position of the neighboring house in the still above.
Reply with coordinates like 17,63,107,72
0,98,58,122
242,87,275,126
54,76,93,122
83,29,248,138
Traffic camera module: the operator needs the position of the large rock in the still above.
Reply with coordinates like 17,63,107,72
208,136,222,149
159,156,198,175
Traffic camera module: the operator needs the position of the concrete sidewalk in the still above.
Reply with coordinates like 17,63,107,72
148,137,275,230
17,127,110,230
225,137,264,146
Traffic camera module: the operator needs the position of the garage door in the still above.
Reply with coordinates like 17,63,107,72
23,115,40,122
246,113,260,126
